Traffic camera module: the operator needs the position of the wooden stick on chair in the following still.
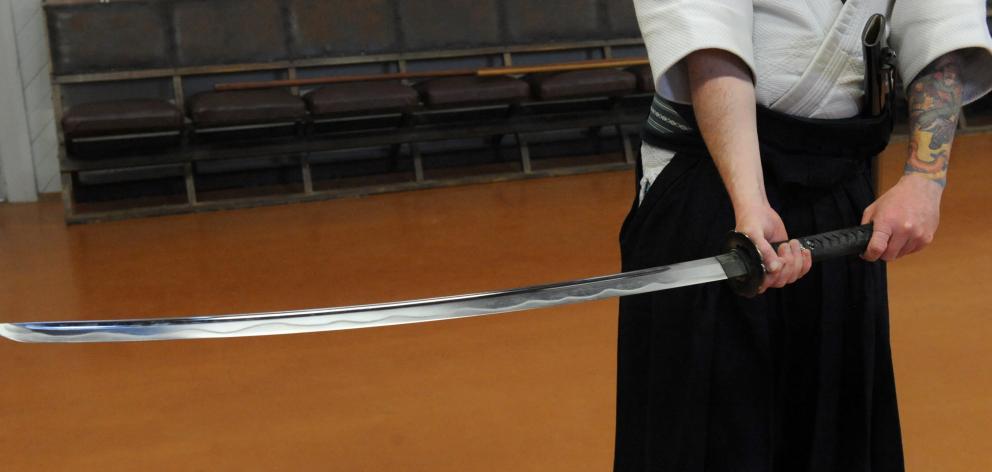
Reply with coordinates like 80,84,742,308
214,57,649,92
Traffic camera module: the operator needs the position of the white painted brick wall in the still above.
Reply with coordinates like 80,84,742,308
0,0,38,202
0,0,57,200
12,0,59,194
0,154,6,202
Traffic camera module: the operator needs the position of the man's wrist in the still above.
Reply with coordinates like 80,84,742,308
901,169,947,188
729,187,770,217
898,173,945,196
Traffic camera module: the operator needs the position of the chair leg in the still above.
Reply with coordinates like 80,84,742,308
411,143,425,182
388,144,403,171
301,153,314,194
516,133,532,174
393,113,417,173
183,163,198,205
60,172,75,219
491,135,507,162
618,125,635,164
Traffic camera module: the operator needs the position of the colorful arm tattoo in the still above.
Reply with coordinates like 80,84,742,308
905,52,965,187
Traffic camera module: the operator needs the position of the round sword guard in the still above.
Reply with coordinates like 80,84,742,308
724,231,765,298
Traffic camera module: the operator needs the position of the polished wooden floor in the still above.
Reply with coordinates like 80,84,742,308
1,134,990,471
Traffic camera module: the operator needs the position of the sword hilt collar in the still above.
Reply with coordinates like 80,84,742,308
724,231,765,298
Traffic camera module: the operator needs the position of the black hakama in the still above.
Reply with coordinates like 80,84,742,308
614,98,904,472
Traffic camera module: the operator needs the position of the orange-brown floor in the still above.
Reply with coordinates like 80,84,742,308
1,134,990,471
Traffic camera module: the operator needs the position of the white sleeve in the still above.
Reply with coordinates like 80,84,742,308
633,0,755,103
890,0,992,104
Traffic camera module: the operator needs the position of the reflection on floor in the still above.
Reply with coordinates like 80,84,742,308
0,134,989,471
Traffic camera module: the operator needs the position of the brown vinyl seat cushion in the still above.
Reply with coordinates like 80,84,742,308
416,76,530,108
629,65,656,93
305,82,419,116
529,69,637,101
62,99,184,139
188,90,307,128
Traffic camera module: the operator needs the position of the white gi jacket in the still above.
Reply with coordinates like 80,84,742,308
636,0,992,198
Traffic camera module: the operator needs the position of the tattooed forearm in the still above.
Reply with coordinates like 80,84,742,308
905,52,964,187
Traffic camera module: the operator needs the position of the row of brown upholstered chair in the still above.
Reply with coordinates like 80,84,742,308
61,65,655,159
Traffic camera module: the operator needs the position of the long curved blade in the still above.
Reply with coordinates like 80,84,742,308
0,257,733,344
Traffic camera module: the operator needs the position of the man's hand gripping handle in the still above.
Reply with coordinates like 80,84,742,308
724,224,875,297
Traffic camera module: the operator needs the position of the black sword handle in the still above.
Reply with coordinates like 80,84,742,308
723,224,875,297
774,223,875,263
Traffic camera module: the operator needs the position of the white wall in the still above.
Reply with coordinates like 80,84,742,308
0,0,37,202
0,0,59,203
0,152,6,202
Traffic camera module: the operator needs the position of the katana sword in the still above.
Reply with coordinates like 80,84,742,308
0,225,873,344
